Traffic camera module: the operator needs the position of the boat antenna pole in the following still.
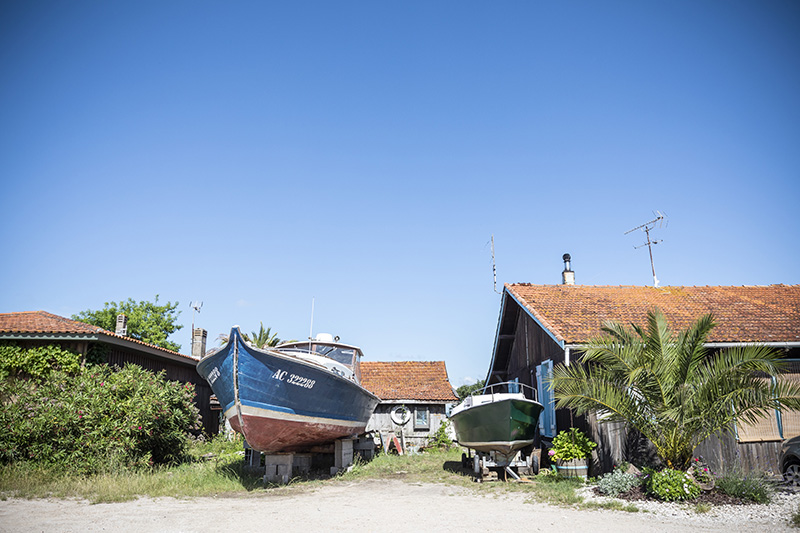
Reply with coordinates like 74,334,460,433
308,297,315,353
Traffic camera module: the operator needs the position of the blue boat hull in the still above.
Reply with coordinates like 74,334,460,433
196,328,380,452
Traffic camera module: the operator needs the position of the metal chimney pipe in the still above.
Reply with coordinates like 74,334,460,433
562,253,575,285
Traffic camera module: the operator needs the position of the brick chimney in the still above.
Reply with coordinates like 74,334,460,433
115,314,128,336
192,328,207,358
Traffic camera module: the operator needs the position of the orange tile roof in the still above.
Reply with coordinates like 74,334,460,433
506,284,800,345
0,310,193,360
361,361,458,402
0,311,107,335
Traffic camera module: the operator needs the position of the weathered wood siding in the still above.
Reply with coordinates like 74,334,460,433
503,311,566,388
587,420,783,476
366,402,450,450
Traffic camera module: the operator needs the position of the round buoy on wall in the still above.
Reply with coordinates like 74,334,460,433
390,405,411,425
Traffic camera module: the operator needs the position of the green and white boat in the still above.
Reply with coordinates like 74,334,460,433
450,381,543,457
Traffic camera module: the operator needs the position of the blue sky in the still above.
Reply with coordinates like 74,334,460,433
1,1,798,387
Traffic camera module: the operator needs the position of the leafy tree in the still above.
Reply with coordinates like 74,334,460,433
549,309,800,470
73,296,182,352
456,380,485,401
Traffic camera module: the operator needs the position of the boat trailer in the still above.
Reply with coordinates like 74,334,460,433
462,448,540,482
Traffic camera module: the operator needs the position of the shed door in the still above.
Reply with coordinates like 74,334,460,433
536,360,556,438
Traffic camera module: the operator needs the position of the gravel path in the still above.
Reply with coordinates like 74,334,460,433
1,480,798,532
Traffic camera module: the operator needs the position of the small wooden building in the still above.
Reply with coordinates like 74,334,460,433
0,311,218,435
486,278,800,475
360,361,458,452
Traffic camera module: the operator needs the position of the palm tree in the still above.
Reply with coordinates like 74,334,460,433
549,308,800,470
245,322,282,349
217,322,284,348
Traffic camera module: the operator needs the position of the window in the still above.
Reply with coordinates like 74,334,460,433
414,407,429,430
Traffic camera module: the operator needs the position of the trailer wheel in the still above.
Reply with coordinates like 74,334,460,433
461,452,468,469
527,452,540,475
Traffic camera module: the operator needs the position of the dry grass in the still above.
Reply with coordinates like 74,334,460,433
1,445,587,506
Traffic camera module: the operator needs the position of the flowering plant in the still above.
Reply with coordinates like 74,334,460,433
647,468,701,501
550,427,597,461
688,457,715,489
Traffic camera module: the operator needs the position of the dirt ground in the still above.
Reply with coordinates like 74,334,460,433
0,479,794,533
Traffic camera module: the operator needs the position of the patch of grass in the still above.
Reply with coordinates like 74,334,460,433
0,437,268,503
0,454,268,503
339,448,471,486
523,475,585,506
1,445,590,507
694,503,712,514
791,507,800,528
584,499,641,513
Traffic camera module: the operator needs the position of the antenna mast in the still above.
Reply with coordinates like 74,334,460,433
625,211,667,287
491,235,500,294
308,297,315,341
189,301,203,351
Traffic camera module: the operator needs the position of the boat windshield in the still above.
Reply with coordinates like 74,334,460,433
480,381,537,401
282,343,358,367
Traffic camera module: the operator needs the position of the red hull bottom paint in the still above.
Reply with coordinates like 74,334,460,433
229,414,367,453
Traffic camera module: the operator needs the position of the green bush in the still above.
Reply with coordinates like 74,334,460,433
550,427,597,461
428,420,453,449
596,468,643,497
716,470,773,503
0,343,81,381
646,468,700,501
0,364,200,474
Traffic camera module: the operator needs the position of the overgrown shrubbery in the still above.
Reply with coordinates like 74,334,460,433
0,364,201,474
646,468,701,501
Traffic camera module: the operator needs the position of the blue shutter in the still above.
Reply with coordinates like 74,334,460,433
536,360,556,438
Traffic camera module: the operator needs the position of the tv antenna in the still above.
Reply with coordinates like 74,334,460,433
625,211,667,287
189,301,203,348
489,235,500,294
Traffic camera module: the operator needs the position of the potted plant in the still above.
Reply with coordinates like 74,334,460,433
549,427,597,478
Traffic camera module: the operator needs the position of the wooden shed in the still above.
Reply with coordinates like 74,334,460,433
361,361,458,452
486,282,800,475
0,310,218,435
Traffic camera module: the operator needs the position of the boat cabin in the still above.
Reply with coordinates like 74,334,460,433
451,381,537,416
277,337,364,383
